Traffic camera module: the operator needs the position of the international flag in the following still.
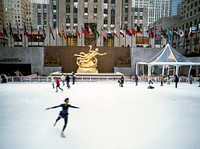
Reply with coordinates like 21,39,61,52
120,28,124,37
56,27,62,38
0,31,3,37
31,26,34,40
189,26,196,37
113,29,119,38
107,31,112,38
179,29,184,38
43,25,46,39
149,28,154,38
88,25,93,35
82,25,89,34
167,28,173,37
173,28,179,37
24,24,30,38
62,25,66,40
17,25,21,40
76,28,80,38
137,26,142,34
155,31,161,39
37,26,40,37
132,27,137,36
49,25,55,40
101,28,107,39
160,27,167,38
93,27,100,37
126,28,132,36
9,23,14,38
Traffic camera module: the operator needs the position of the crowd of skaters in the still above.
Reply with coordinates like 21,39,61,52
120,74,200,89
50,71,76,92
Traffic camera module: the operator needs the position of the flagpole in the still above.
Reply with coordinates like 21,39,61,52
49,25,50,46
194,22,198,51
56,28,57,46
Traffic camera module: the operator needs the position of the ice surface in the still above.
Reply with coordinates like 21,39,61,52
0,81,200,149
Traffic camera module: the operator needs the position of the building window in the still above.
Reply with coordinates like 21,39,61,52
74,7,78,13
94,8,97,13
104,9,108,14
84,8,88,13
74,18,77,23
111,0,115,4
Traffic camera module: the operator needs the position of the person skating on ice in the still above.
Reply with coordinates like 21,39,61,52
46,98,79,138
55,77,63,92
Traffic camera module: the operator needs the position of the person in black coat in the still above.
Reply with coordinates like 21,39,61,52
134,74,138,86
65,75,70,89
174,75,179,88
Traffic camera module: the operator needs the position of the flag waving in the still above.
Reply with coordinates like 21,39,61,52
179,29,184,38
120,28,124,37
49,25,55,40
132,27,137,36
101,28,107,39
76,28,80,38
62,25,67,40
24,23,30,38
137,26,142,34
82,25,89,34
113,29,119,38
56,27,62,38
93,28,100,38
126,28,132,36
9,23,14,38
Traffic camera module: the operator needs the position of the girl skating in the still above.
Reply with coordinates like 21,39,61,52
46,98,79,138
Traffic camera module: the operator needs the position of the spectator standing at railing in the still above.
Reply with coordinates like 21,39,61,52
118,75,124,87
167,75,171,85
55,77,63,92
72,71,76,85
134,74,138,86
65,75,70,89
160,74,164,86
51,76,55,89
61,74,66,86
174,75,179,88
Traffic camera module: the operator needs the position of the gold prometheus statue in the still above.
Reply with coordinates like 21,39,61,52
74,45,107,73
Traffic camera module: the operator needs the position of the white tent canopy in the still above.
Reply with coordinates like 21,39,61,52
136,44,200,78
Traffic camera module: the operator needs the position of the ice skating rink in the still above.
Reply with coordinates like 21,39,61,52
0,82,200,149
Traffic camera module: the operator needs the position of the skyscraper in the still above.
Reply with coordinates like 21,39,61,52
171,0,181,16
133,0,171,26
4,0,32,28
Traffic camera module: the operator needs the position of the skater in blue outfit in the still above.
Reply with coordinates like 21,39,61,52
46,98,79,137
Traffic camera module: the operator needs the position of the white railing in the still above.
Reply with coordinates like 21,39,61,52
1,75,199,83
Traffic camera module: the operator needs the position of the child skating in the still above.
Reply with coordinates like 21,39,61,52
46,98,79,138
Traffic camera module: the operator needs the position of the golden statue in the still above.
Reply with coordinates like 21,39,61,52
74,45,107,73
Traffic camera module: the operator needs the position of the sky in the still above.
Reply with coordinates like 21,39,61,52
0,81,200,149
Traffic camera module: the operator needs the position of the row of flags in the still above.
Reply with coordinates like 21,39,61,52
80,25,143,39
0,24,143,41
1,23,199,41
148,24,200,40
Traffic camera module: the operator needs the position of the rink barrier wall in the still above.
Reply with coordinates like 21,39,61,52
1,75,200,83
